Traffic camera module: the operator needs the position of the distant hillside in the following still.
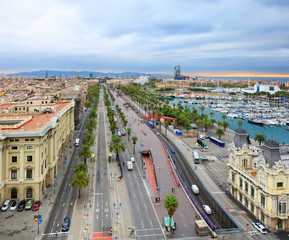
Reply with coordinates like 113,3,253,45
5,70,171,78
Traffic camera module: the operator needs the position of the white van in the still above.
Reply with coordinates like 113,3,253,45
75,138,80,147
191,185,199,194
202,205,212,215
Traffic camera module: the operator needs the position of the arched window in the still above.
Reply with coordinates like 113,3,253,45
26,187,33,198
11,188,17,199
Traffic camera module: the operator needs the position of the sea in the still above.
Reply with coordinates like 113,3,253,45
206,77,289,84
170,99,289,145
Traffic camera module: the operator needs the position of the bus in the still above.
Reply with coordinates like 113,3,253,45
195,220,210,236
147,121,154,128
197,138,208,149
193,151,200,164
209,136,225,147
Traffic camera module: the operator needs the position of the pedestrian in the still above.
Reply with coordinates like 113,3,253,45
171,188,174,193
55,231,58,238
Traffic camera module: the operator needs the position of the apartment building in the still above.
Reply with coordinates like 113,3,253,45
0,99,74,203
228,129,289,231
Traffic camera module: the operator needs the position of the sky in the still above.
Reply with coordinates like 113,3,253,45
1,0,289,76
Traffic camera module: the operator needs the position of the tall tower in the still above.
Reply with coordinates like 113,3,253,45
45,70,48,78
174,65,181,79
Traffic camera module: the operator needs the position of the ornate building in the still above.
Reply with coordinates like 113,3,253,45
0,100,74,203
228,129,289,231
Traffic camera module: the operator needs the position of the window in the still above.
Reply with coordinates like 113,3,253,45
30,139,34,141
242,157,247,168
11,169,17,179
251,186,255,198
245,198,249,207
15,107,18,111
239,193,243,203
245,181,248,193
26,169,32,179
251,203,254,213
41,165,43,174
45,148,47,153
27,156,33,162
10,140,14,142
232,187,235,196
41,152,43,158
27,145,33,149
15,139,19,142
45,159,47,168
232,172,235,183
30,101,32,104
277,182,283,188
278,202,286,214
261,212,265,222
25,139,29,142
261,194,265,207
239,177,243,188
26,187,33,198
11,156,17,163
11,146,18,150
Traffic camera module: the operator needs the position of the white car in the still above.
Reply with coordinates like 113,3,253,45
252,221,267,234
10,200,18,211
202,205,212,215
1,200,11,212
198,135,205,140
131,157,135,163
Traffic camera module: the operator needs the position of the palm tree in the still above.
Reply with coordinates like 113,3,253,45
74,162,88,174
164,194,179,235
195,120,202,134
204,120,212,133
222,114,227,122
78,144,92,163
216,128,225,140
131,136,138,154
123,119,128,127
223,121,229,132
200,106,205,115
165,120,171,136
72,171,89,198
217,120,223,128
254,133,266,145
209,111,214,120
109,134,126,162
238,119,243,128
127,128,131,141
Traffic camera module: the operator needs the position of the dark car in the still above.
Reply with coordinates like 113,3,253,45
171,149,175,154
17,200,26,212
62,217,70,232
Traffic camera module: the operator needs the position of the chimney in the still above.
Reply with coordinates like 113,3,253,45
234,128,249,148
263,140,281,167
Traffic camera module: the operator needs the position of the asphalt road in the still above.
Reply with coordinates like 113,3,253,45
93,90,111,233
112,93,165,240
41,105,91,239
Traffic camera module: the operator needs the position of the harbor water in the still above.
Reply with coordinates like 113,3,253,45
170,99,289,144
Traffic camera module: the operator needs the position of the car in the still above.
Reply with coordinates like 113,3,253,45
121,129,126,136
25,199,33,210
171,149,175,154
17,200,26,212
202,205,212,215
130,157,135,163
1,200,11,212
252,221,267,234
191,185,199,194
198,135,205,140
117,131,121,137
9,200,18,211
62,217,70,232
32,200,41,211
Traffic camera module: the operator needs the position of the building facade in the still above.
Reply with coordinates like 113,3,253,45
0,100,74,203
228,129,289,231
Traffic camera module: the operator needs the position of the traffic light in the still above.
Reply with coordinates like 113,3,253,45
155,197,160,203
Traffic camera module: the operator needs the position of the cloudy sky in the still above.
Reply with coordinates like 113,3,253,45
1,0,289,76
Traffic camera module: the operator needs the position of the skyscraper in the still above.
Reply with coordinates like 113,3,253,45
174,65,181,79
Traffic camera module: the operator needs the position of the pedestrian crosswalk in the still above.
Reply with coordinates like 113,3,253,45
226,208,248,215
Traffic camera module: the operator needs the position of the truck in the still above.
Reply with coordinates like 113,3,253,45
127,160,133,171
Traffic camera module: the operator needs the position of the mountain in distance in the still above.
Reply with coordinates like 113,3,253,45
5,70,172,78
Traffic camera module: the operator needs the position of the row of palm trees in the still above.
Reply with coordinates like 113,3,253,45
71,84,100,198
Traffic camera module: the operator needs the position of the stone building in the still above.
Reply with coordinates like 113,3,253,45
228,129,289,231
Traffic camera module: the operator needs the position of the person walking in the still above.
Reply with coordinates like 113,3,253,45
171,188,174,193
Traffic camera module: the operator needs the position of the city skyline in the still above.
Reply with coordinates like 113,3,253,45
1,0,289,76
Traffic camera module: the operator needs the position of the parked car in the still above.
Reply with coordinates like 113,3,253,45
32,200,41,211
130,157,135,163
25,199,33,210
202,205,212,215
17,200,26,212
171,149,175,154
62,217,70,232
252,221,267,234
198,135,205,140
1,200,11,212
10,200,18,211
121,129,126,136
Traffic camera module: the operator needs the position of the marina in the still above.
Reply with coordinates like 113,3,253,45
168,95,289,144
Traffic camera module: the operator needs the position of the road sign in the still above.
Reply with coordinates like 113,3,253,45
39,218,43,223
34,218,38,223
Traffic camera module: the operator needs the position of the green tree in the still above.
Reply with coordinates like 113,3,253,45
238,119,243,128
109,134,126,162
164,194,179,235
223,121,229,132
216,128,225,140
78,144,92,164
131,136,138,154
74,162,88,174
217,120,223,128
209,111,214,120
127,128,131,141
85,101,92,108
204,120,212,133
195,120,202,134
184,118,192,132
72,171,89,198
222,114,227,122
254,133,266,145
200,106,205,115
